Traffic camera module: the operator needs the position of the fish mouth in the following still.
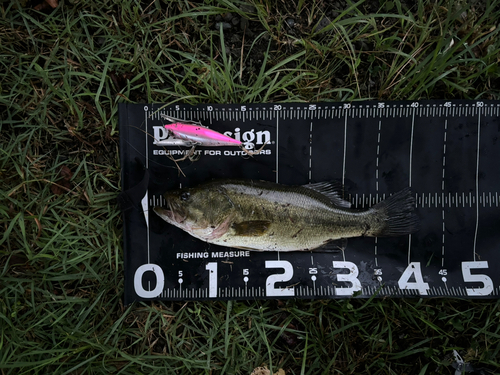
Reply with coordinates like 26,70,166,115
154,199,187,224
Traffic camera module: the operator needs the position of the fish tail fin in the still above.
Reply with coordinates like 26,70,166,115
368,187,419,237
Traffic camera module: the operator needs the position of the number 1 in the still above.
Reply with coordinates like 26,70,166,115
205,262,217,298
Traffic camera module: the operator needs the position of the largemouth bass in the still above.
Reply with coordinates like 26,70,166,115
153,179,419,252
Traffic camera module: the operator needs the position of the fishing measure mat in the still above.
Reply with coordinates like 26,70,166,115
119,101,500,304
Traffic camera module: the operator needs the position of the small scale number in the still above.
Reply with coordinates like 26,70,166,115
309,268,318,274
444,102,452,107
343,103,351,109
374,269,383,282
309,104,317,110
476,101,484,107
411,102,419,108
207,106,213,112
241,106,246,112
438,269,447,276
377,102,385,109
274,105,282,111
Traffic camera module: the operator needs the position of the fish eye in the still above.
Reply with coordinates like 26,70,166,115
180,192,190,201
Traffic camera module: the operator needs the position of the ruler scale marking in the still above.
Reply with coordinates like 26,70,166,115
473,112,481,261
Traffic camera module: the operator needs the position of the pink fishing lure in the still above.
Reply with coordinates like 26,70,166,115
164,123,241,147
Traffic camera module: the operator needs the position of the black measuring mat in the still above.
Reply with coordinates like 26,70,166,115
119,101,500,303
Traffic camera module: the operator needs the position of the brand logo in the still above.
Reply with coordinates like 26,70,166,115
152,126,271,150
223,128,271,150
152,126,170,144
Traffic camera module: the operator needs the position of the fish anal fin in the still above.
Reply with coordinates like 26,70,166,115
316,238,348,252
233,220,271,236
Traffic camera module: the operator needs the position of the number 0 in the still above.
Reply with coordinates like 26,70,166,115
134,264,164,298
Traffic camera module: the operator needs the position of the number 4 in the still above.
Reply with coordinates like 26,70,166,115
398,262,429,295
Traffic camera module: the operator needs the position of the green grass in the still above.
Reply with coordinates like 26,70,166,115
2,0,500,373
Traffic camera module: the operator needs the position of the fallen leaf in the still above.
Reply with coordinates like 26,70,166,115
51,165,73,195
110,71,136,92
59,165,73,181
10,253,28,266
251,367,270,375
250,367,285,375
34,0,58,10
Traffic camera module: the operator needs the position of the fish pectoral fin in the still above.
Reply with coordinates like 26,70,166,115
232,220,271,236
317,238,348,252
207,214,235,240
231,245,263,251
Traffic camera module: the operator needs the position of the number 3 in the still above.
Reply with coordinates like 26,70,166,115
333,261,362,296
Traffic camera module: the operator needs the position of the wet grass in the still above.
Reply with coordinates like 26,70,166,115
2,0,500,373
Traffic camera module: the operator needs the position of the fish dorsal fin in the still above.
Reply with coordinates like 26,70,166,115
302,182,351,208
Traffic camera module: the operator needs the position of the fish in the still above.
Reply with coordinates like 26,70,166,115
153,179,419,252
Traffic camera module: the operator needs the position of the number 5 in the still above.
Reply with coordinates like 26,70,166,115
462,261,493,296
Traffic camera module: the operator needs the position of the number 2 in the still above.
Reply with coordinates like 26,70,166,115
265,260,294,297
